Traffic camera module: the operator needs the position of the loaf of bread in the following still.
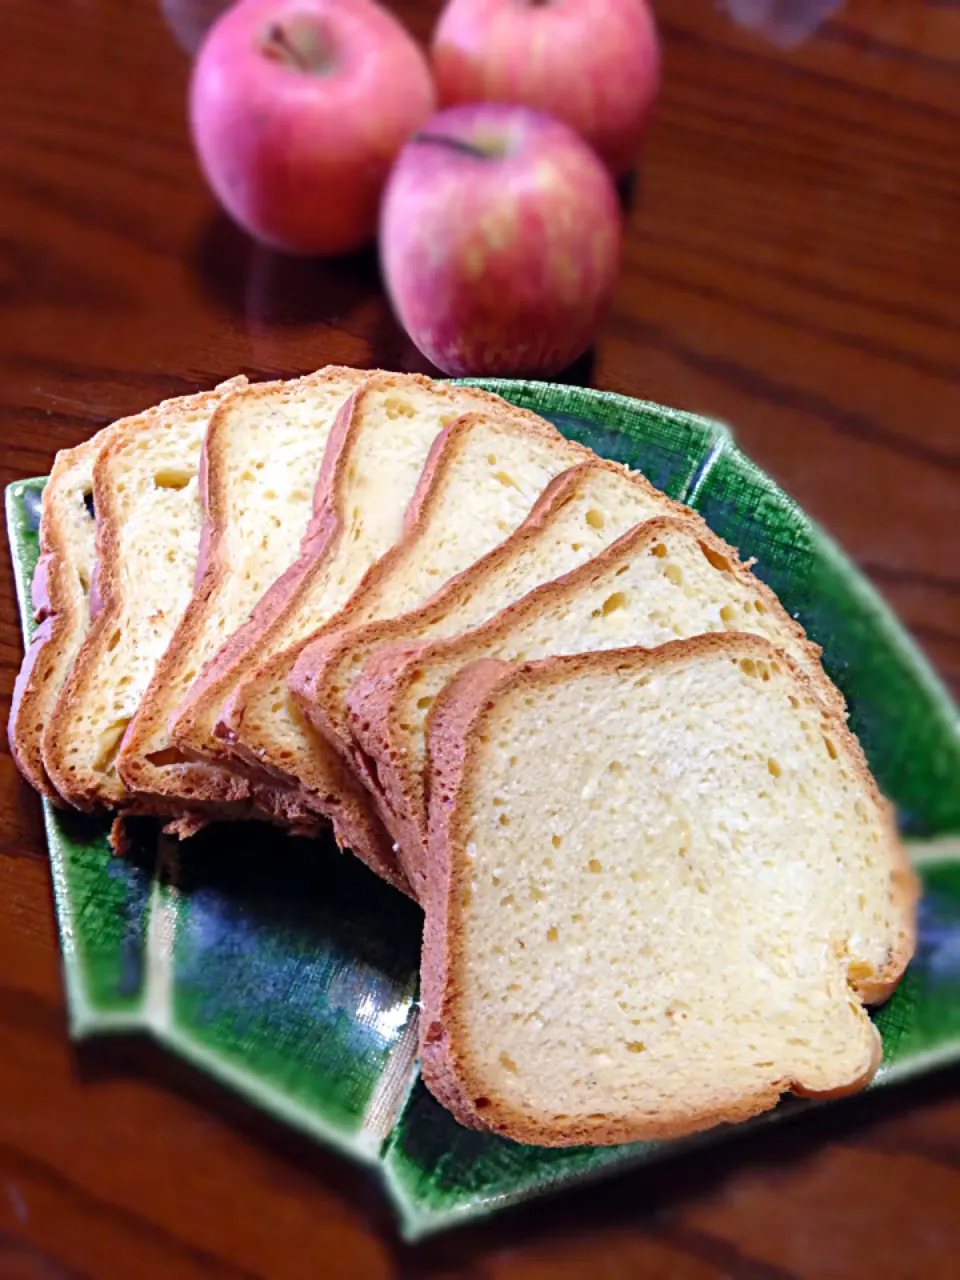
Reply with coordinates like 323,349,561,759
9,431,108,800
420,636,916,1145
43,382,241,810
7,365,915,1148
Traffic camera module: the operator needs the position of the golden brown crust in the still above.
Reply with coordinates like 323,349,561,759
420,635,911,1145
419,657,512,1133
352,513,839,896
852,817,918,1005
8,437,104,800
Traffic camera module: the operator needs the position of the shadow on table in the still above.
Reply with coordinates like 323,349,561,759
74,1032,960,1274
190,207,600,388
192,210,381,328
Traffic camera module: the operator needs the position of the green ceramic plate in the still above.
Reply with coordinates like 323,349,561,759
6,381,960,1240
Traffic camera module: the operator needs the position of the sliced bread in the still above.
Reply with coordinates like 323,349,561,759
169,376,560,854
114,366,371,831
343,516,836,895
9,431,108,800
43,380,242,809
318,467,701,880
293,460,688,797
420,635,916,1146
270,408,597,773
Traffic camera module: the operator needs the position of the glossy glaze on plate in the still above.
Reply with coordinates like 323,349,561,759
7,381,960,1238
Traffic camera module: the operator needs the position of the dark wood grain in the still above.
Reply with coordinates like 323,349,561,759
1,1,958,1275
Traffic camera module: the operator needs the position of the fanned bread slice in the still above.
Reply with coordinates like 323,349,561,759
318,467,699,878
43,380,243,809
420,636,916,1146
115,366,368,834
273,408,596,770
9,432,108,800
169,376,558,851
344,516,836,895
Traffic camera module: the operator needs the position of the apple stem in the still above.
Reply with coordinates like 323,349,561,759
261,17,336,74
263,23,309,70
412,132,495,161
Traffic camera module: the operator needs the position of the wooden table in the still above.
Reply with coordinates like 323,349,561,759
2,1,958,1275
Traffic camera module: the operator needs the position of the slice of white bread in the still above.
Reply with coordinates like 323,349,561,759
320,468,703,882
43,381,242,809
115,367,369,841
343,516,838,896
9,432,107,800
273,408,597,772
420,636,917,1146
169,376,561,856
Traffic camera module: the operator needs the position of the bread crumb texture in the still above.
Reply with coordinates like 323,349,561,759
445,641,902,1140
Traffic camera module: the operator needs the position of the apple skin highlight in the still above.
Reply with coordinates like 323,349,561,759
380,103,623,378
431,0,660,176
191,0,435,255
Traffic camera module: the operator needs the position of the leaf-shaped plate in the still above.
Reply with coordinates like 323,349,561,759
6,380,960,1239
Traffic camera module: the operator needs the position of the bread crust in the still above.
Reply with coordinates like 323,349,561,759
43,383,242,810
421,635,916,1145
9,435,105,800
349,513,839,897
116,368,364,835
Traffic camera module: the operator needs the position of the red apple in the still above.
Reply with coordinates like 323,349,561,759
380,103,622,377
190,0,435,255
431,0,660,176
